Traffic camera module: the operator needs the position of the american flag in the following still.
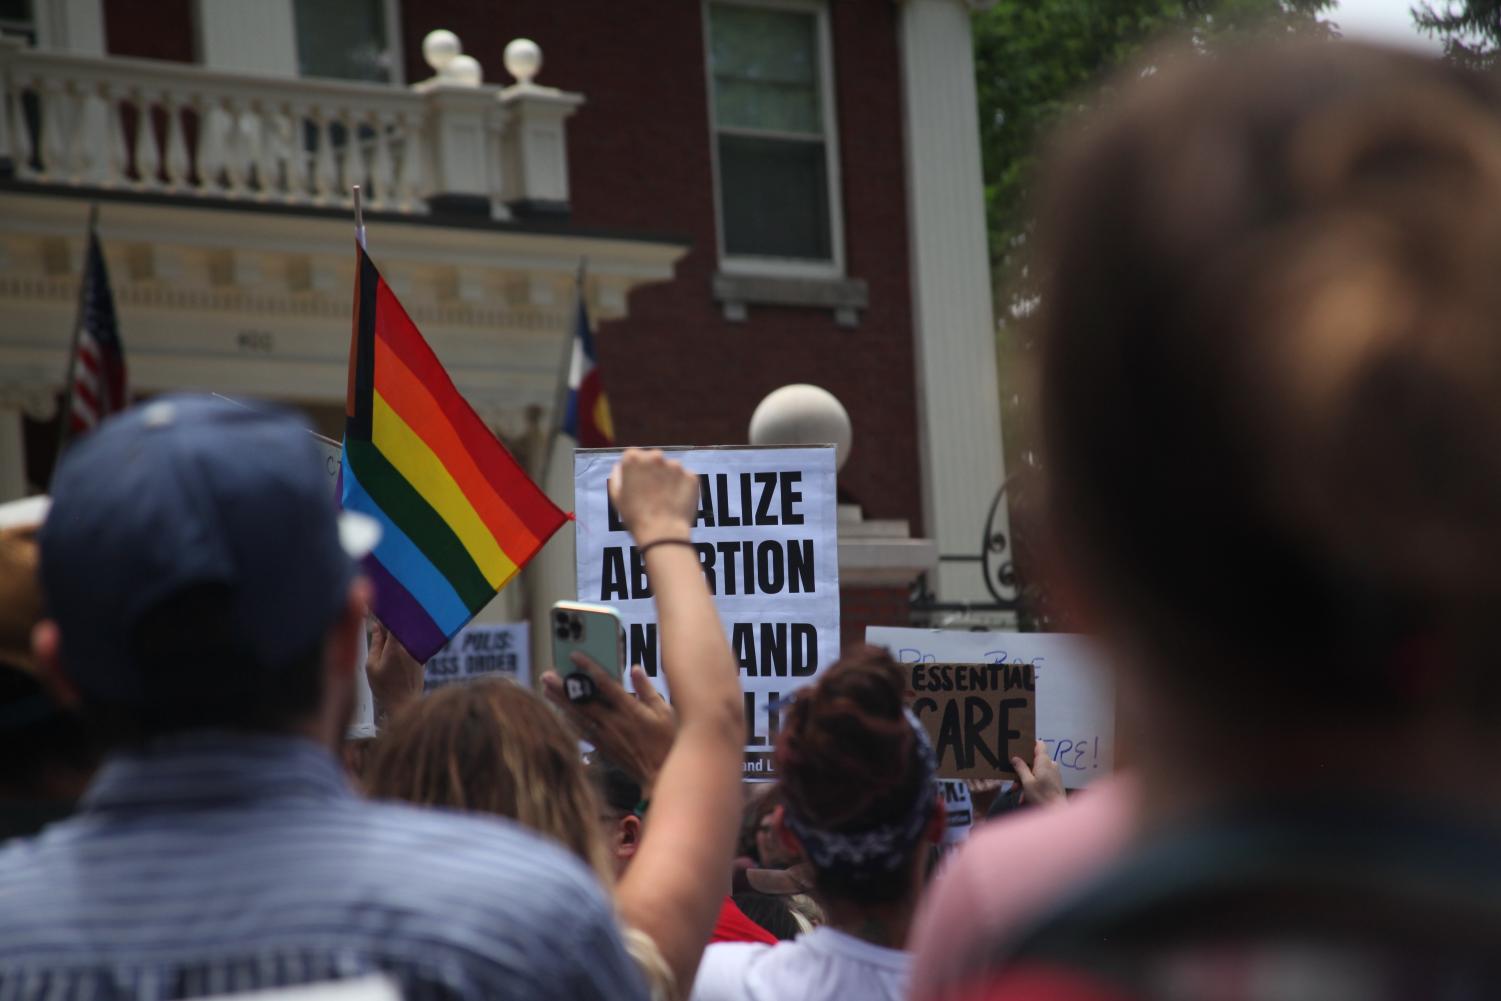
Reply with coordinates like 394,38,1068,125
65,231,126,435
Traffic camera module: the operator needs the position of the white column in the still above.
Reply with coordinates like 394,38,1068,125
898,0,1010,608
194,0,298,76
499,86,583,207
414,84,506,203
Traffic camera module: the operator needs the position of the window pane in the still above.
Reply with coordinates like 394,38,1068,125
710,5,820,134
0,0,31,23
293,0,391,83
719,135,831,260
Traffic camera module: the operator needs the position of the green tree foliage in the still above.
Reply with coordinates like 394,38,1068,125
977,0,1334,308
975,1,1332,628
1415,1,1501,69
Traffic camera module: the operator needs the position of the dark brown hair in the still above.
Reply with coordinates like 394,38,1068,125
366,678,613,883
1034,41,1501,725
774,645,928,902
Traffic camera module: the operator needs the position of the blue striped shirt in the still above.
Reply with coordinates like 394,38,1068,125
0,732,646,1001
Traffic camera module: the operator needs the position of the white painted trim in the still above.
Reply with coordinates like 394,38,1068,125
717,124,822,142
703,0,846,278
381,0,404,85
717,256,843,281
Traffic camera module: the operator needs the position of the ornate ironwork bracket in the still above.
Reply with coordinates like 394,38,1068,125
909,478,1024,615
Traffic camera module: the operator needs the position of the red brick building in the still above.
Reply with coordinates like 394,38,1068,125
0,0,1009,652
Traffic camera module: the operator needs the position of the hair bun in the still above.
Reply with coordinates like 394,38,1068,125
776,645,917,832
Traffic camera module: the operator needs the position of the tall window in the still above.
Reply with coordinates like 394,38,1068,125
293,0,398,83
707,2,841,273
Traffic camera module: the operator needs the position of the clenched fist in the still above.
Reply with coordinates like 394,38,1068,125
609,448,699,547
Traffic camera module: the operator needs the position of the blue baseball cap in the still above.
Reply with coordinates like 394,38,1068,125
39,394,379,704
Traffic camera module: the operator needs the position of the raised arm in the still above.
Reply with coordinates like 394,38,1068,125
550,449,746,995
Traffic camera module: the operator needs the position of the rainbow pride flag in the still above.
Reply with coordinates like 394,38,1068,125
341,246,566,661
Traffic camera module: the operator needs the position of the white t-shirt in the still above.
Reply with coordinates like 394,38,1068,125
689,927,910,1001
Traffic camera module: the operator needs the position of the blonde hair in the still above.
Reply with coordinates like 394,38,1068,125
366,677,615,885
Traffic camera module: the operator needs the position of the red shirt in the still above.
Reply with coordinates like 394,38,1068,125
711,896,778,946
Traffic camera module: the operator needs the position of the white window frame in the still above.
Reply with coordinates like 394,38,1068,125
195,0,403,83
703,0,846,281
380,0,405,86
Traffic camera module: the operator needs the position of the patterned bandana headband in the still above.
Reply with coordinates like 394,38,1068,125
782,708,939,875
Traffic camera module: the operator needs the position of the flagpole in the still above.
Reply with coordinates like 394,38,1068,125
539,257,587,486
53,203,100,469
520,258,584,625
353,184,367,249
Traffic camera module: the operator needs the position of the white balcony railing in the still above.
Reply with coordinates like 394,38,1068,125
0,32,583,219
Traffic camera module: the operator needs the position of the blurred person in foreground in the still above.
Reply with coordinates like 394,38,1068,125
0,500,99,839
909,747,1127,986
0,395,644,1001
369,448,750,999
917,40,1501,1001
686,645,944,1001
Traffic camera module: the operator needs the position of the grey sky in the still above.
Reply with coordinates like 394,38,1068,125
1330,0,1443,53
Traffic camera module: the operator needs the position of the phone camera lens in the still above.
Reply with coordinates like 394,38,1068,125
569,618,583,640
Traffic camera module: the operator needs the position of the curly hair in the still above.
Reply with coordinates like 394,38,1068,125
774,645,932,903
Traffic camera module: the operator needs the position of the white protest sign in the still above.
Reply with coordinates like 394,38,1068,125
424,622,531,691
938,779,974,856
576,445,840,778
311,433,376,739
867,626,1114,789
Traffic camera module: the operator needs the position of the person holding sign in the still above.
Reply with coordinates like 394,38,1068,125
689,646,943,1001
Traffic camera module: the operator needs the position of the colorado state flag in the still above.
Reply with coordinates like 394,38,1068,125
562,296,614,447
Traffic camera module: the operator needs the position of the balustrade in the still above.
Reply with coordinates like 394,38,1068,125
0,31,579,219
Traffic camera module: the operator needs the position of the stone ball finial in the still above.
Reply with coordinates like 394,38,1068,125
422,29,461,75
445,53,482,86
749,384,852,471
504,38,543,86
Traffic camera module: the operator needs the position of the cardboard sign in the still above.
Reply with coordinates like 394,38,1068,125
575,445,841,778
868,626,1113,789
424,622,531,692
911,662,1036,781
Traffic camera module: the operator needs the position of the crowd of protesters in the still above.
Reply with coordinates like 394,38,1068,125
4,36,1501,1001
